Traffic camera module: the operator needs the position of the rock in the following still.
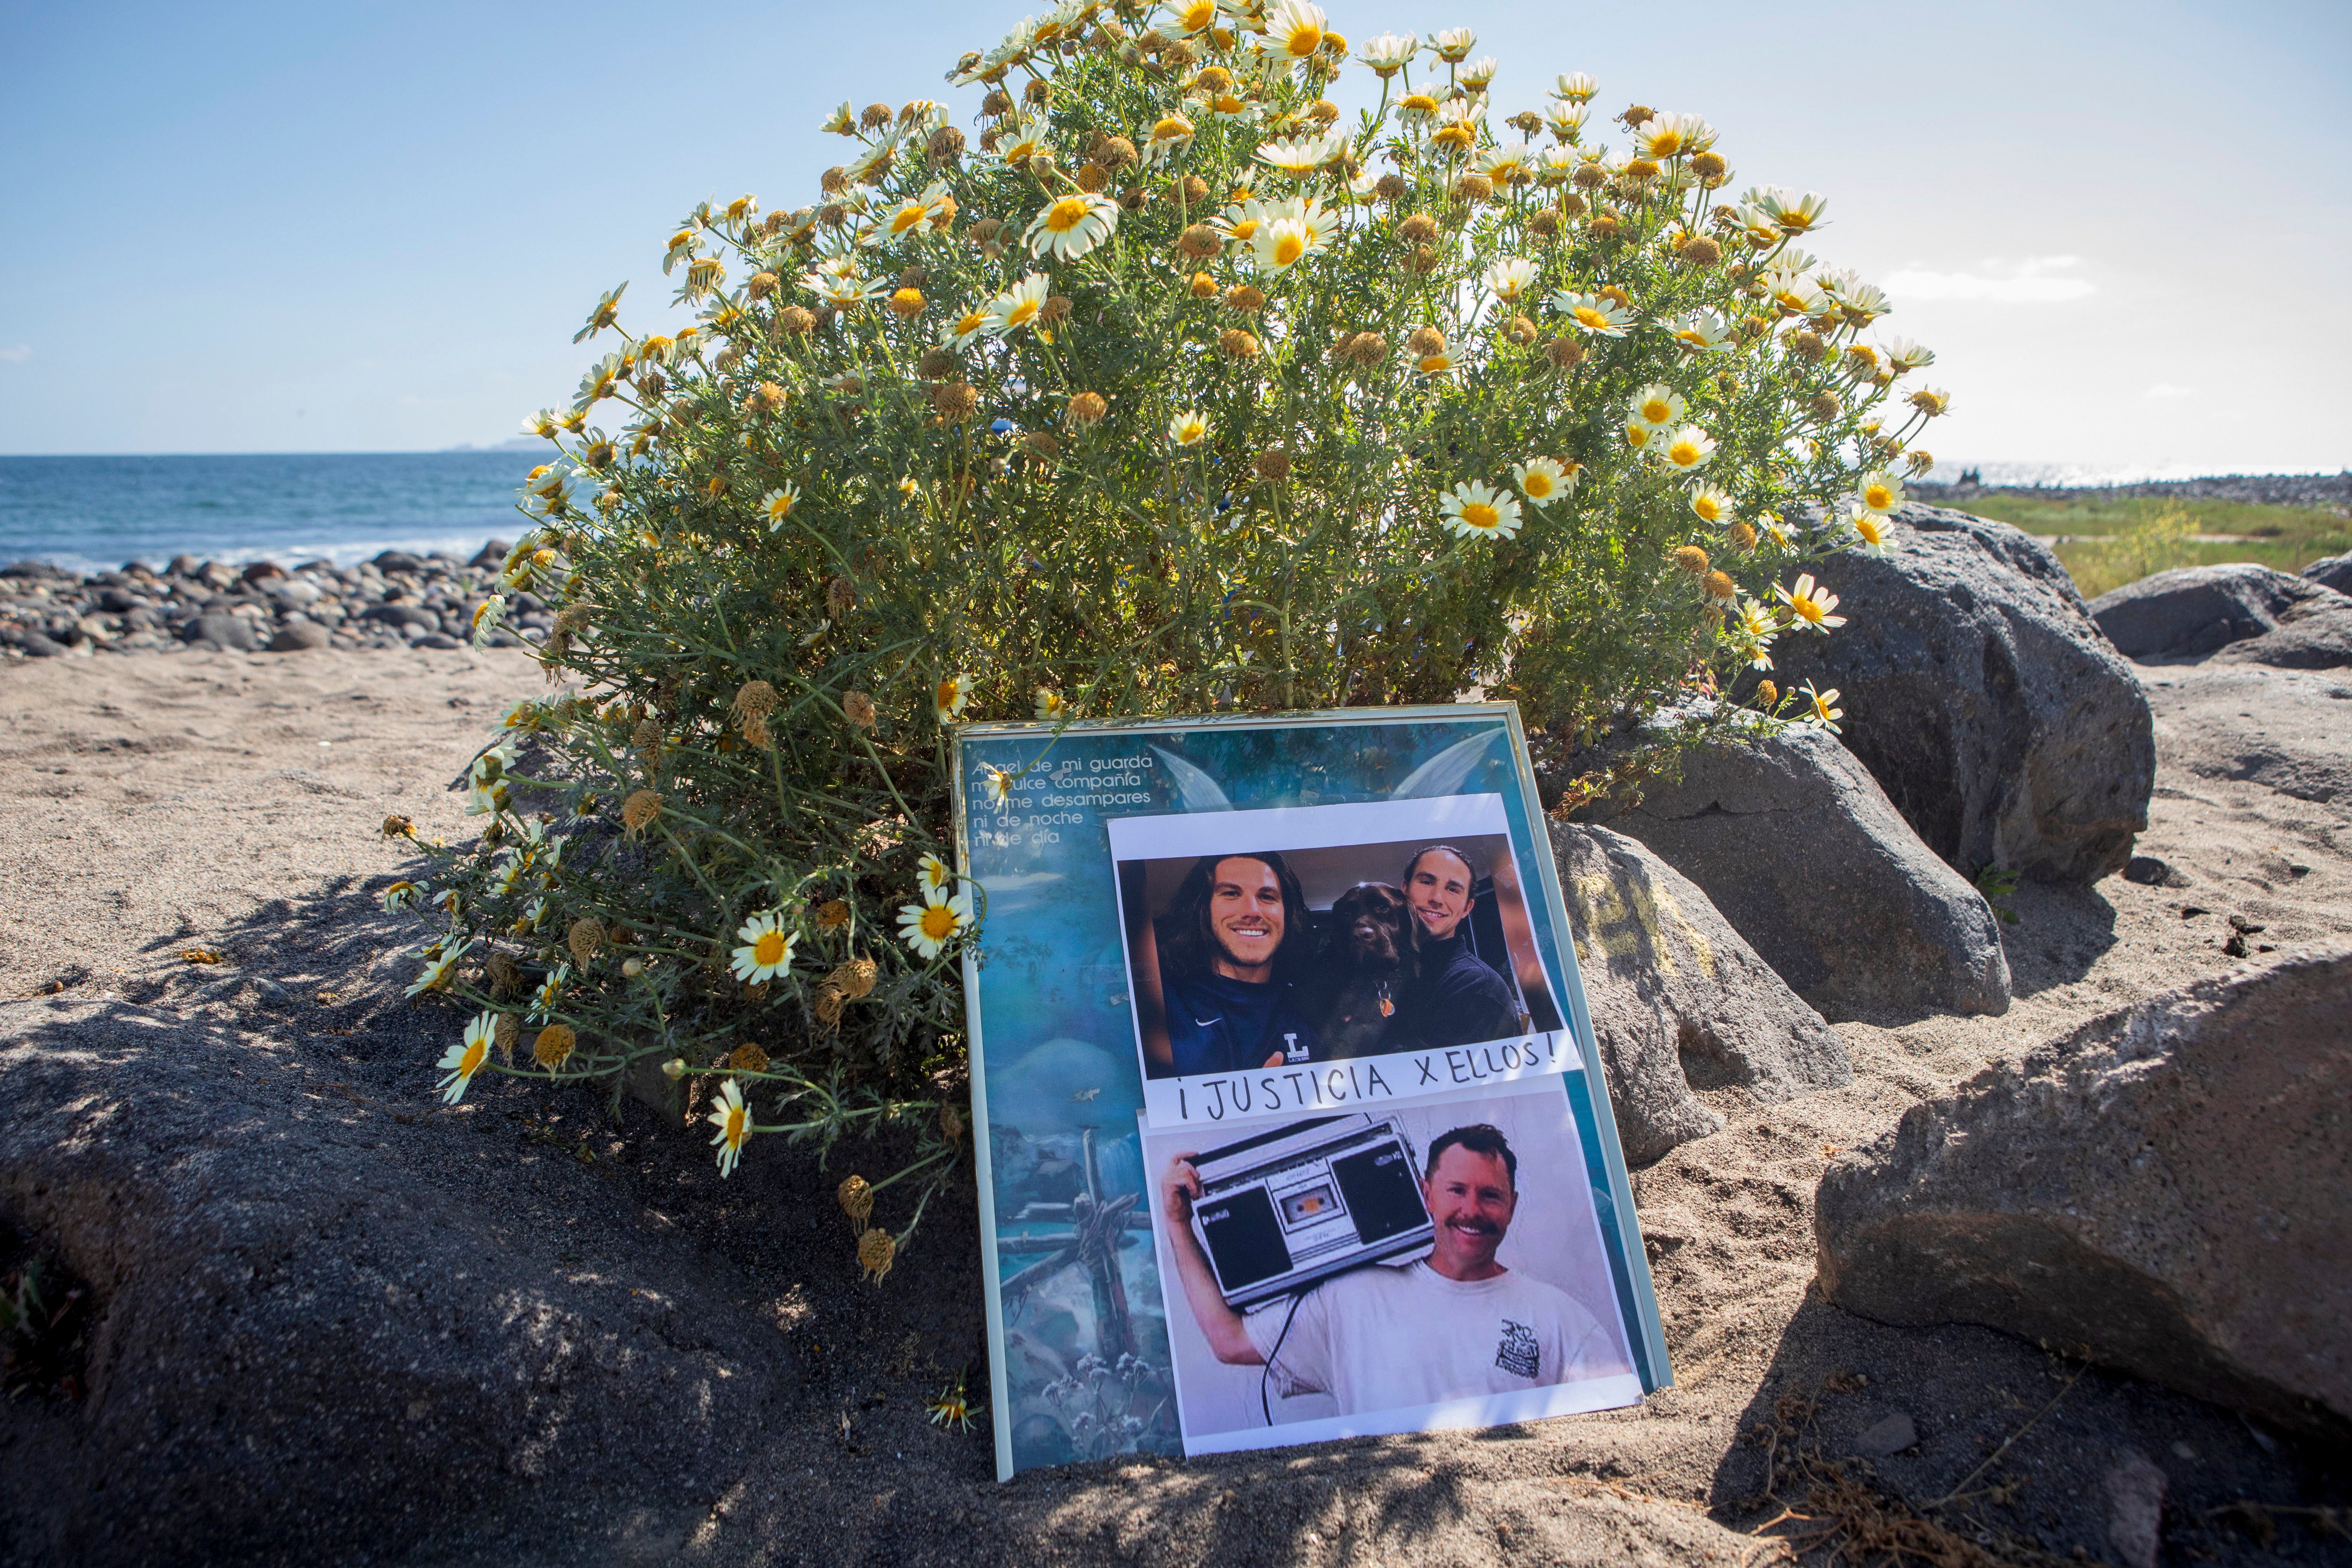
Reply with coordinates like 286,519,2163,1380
2139,664,2352,806
2122,855,2190,889
239,559,286,584
13,630,67,657
1594,722,2011,1022
416,633,464,650
96,587,146,613
1551,821,1853,1165
1815,945,2352,1433
2087,563,2330,659
2,559,73,580
2301,553,2352,595
469,539,514,569
1767,504,2152,884
1852,1412,1917,1457
2104,1451,2167,1568
2210,591,2352,670
166,554,201,576
181,612,259,653
266,619,332,652
197,560,239,590
371,549,425,574
0,997,785,1563
360,602,439,629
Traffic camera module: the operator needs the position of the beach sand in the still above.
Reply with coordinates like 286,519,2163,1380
2,648,2347,1565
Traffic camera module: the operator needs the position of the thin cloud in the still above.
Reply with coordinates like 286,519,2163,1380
1882,256,2095,303
0,344,31,363
2144,383,2194,400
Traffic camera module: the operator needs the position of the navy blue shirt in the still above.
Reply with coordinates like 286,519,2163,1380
1395,933,1518,1050
1161,970,1320,1076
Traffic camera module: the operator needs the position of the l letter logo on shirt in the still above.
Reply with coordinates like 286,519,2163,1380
1494,1318,1540,1380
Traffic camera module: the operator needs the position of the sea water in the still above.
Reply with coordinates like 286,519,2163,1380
0,452,536,576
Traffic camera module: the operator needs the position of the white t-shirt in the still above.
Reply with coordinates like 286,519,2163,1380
1243,1258,1625,1415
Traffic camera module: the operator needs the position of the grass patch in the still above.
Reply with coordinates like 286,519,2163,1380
1953,492,2352,599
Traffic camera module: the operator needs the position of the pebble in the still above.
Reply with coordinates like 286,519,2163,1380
1852,1411,1917,1456
0,542,545,661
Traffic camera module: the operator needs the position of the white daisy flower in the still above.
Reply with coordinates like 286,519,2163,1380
436,1011,499,1105
1551,290,1635,336
1855,470,1905,517
1460,55,1498,90
761,482,801,531
897,889,974,960
1439,480,1523,542
1474,143,1534,189
1512,457,1573,507
934,673,972,723
804,269,884,309
1629,384,1687,431
729,910,799,984
1735,599,1778,668
1800,680,1843,732
1759,187,1828,235
941,308,994,350
982,765,1015,808
382,880,420,912
1254,131,1341,181
1850,506,1891,556
1035,688,1072,721
1546,102,1589,139
1357,31,1415,76
1166,0,1219,36
983,274,1051,336
1168,409,1210,447
527,963,567,1022
1262,0,1326,58
918,852,957,898
708,1079,753,1178
1145,112,1196,164
870,181,955,244
1656,425,1718,471
996,112,1051,167
819,101,856,136
1690,485,1735,525
1630,112,1715,161
1776,573,1847,632
1552,71,1598,103
1025,191,1120,262
1482,258,1538,304
1669,310,1733,354
1429,26,1476,61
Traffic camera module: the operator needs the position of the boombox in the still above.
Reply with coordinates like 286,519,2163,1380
1188,1114,1435,1310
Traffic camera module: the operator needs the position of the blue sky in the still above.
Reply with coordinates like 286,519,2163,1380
2,0,2345,475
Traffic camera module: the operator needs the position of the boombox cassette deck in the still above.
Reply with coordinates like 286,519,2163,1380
1187,1114,1436,1309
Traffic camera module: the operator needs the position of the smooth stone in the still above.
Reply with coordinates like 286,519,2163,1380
1852,1412,1917,1457
266,619,333,652
2089,563,2330,659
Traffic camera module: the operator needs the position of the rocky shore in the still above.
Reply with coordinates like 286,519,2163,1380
0,543,543,660
1917,471,2352,511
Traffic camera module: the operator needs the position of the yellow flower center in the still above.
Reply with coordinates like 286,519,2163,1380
1461,502,1500,530
1273,231,1305,266
1626,424,1650,447
458,1041,486,1078
920,904,959,941
1006,300,1039,327
1857,515,1885,544
1045,196,1090,233
937,679,960,709
954,312,985,336
1794,597,1823,624
1864,484,1893,510
753,930,788,967
1177,421,1204,444
1523,472,1554,498
1419,353,1452,373
1229,218,1259,241
1667,440,1702,466
892,206,925,234
1641,397,1673,423
767,496,791,518
1574,306,1608,330
1285,23,1322,55
1695,496,1722,521
722,1105,747,1147
1154,116,1191,141
1402,94,1438,114
1179,0,1214,28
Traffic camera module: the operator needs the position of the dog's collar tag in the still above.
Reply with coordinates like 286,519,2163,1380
1378,984,1394,1018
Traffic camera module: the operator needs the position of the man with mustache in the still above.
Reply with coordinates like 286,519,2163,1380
1153,852,1321,1076
1393,844,1520,1050
1160,1124,1618,1416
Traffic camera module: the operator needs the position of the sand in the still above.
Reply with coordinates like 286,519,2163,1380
1,647,2347,1566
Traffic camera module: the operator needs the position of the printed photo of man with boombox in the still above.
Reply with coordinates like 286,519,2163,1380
1156,1115,1624,1421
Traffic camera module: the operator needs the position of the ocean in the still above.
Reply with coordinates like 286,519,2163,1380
0,452,538,577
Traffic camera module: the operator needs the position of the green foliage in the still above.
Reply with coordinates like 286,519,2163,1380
389,0,1932,1214
1974,864,2020,925
1957,491,2352,599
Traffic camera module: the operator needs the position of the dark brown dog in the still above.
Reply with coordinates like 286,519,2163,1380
1312,882,1417,1059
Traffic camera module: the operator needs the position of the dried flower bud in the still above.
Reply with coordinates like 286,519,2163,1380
382,814,414,837
1788,330,1825,361
742,381,787,415
1399,212,1438,244
1193,64,1233,91
940,1102,966,1144
1040,294,1073,323
1066,391,1107,426
1190,270,1218,298
1810,391,1842,420
842,691,877,729
1173,175,1209,205
927,126,966,162
732,679,779,720
813,985,846,1027
966,217,1003,243
932,382,979,422
828,958,879,999
487,952,523,997
1372,173,1408,202
1160,38,1195,67
1096,135,1137,168
1023,77,1050,105
779,306,816,335
1703,570,1736,600
981,88,1014,117
827,576,857,616
1254,449,1290,481
1408,326,1446,357
815,899,852,930
1730,521,1758,550
621,789,663,834
1410,244,1439,273
820,166,849,195
860,101,892,129
1024,430,1060,459
1756,679,1779,708
727,1041,769,1073
1506,314,1538,345
1074,161,1109,193
1677,235,1723,266
858,1226,896,1284
568,918,605,966
1176,224,1220,259
745,271,778,300
1224,284,1265,313
1454,173,1494,203
495,1013,521,1063
1673,545,1711,575
817,203,849,231
916,348,958,380
1692,150,1728,182
1589,213,1621,239
1308,98,1341,124
1218,328,1260,360
838,1174,875,1228
631,716,662,755
1528,209,1562,240
533,1023,576,1071
1571,163,1608,191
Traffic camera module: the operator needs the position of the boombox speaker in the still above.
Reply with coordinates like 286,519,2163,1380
1188,1114,1435,1310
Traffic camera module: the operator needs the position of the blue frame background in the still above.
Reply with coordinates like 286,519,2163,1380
954,703,1670,1480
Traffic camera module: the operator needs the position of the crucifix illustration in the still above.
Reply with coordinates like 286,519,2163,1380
999,1125,1153,1359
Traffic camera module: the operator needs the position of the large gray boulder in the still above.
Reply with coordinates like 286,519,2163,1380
1767,504,2152,884
2210,590,2352,670
1551,821,1852,1165
2299,552,2352,595
2139,663,2352,806
1815,946,2352,1434
1599,723,2011,1022
2087,562,2330,659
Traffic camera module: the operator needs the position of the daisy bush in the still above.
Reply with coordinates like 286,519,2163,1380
389,0,1940,1262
